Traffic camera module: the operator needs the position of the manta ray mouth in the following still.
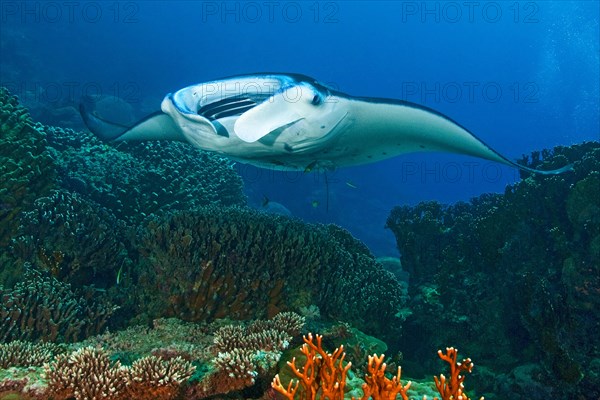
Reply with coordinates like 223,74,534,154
197,93,271,121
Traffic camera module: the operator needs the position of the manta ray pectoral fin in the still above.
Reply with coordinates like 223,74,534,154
233,87,303,143
80,95,185,142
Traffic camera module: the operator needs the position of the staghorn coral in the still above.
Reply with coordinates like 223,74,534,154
0,267,117,343
0,87,57,249
134,206,407,340
44,346,128,400
125,355,196,399
213,326,291,354
214,348,258,386
385,142,600,398
11,189,130,288
184,313,304,399
44,347,195,400
270,311,306,337
0,341,62,368
40,123,246,225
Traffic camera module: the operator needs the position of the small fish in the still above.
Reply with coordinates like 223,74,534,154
116,262,124,285
304,161,318,173
345,181,358,189
311,200,320,208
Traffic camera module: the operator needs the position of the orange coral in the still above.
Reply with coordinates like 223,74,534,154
272,333,411,400
433,347,483,400
356,354,411,400
272,333,351,400
272,335,482,400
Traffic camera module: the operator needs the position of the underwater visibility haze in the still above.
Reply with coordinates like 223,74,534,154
0,1,599,399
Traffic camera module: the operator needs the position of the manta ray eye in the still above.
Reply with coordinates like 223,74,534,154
311,94,322,105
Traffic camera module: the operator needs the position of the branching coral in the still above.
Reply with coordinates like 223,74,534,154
12,189,130,288
273,333,352,400
41,123,246,225
44,347,196,400
0,340,62,368
125,355,196,399
0,87,57,248
213,312,304,354
135,207,406,340
44,347,128,400
433,347,481,400
385,142,600,396
0,267,117,342
184,313,304,399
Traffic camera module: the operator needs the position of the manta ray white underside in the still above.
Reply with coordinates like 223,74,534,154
80,73,572,175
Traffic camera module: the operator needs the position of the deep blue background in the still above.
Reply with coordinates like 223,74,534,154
1,1,598,255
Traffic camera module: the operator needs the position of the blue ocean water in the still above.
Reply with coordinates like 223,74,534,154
1,0,598,255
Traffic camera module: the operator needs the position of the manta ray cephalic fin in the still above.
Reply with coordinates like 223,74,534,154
80,95,186,142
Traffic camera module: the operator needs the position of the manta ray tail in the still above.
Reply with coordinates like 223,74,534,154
514,161,574,175
79,95,185,142
481,142,574,175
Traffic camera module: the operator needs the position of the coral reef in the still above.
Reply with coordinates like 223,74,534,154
385,142,600,398
0,88,57,249
0,267,117,343
0,341,62,368
133,206,408,339
273,333,480,400
11,189,130,288
40,124,247,225
433,347,481,400
0,319,477,400
44,346,195,400
124,355,196,399
185,312,305,399
44,347,129,400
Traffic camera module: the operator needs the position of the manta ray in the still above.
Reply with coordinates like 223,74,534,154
80,73,572,175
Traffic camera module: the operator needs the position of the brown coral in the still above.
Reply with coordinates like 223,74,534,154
0,87,57,249
135,207,407,340
0,267,117,343
44,347,128,400
0,340,62,368
125,355,196,399
44,347,195,400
